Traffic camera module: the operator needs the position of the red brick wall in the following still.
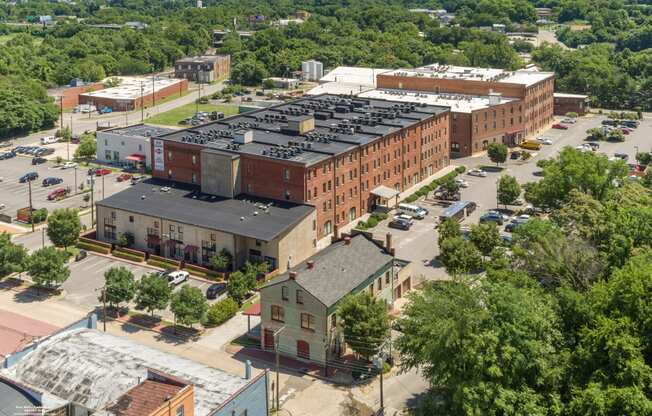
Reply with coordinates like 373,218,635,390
56,82,105,109
79,80,188,111
240,156,306,202
152,141,202,185
523,78,555,136
554,96,588,116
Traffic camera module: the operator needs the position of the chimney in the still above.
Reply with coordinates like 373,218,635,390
386,233,394,255
344,236,351,245
245,360,252,380
289,271,298,280
307,260,315,269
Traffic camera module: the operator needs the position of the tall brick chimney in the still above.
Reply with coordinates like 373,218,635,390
307,260,315,269
386,233,394,255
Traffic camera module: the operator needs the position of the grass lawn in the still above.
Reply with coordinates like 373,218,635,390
145,103,239,127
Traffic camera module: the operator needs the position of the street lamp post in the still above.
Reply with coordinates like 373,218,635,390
273,326,285,412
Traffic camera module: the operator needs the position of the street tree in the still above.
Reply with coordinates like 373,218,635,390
337,292,390,360
469,222,501,256
635,152,652,166
0,232,27,278
47,208,81,250
395,278,564,415
103,266,136,311
170,285,208,328
210,248,232,271
440,177,460,196
74,134,96,161
227,271,250,305
586,127,606,141
27,247,70,288
134,273,171,316
497,175,521,207
607,129,625,142
437,217,461,247
487,142,508,166
438,236,483,275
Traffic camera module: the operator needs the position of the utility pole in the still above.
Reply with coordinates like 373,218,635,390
273,326,285,412
73,166,78,195
28,179,34,232
59,96,64,132
196,72,201,116
140,82,145,122
89,171,95,227
41,227,45,248
376,356,385,414
152,76,156,108
102,287,107,331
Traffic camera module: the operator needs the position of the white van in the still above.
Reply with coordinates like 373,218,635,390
40,136,59,145
398,203,428,220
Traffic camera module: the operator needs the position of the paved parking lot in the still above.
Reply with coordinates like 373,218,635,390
62,254,223,320
0,155,129,219
368,114,652,280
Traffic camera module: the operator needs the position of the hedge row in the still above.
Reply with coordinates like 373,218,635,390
149,254,180,268
79,237,111,249
183,263,223,280
403,166,466,203
204,298,239,327
77,240,111,254
113,250,145,263
114,246,146,258
357,212,389,230
147,258,179,270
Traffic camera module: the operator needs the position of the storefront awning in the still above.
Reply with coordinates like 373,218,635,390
243,302,261,316
126,154,145,162
371,185,400,199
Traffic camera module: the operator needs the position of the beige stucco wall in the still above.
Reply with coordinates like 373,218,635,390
200,150,241,198
260,279,329,363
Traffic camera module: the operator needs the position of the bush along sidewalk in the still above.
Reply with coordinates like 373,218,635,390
403,166,466,204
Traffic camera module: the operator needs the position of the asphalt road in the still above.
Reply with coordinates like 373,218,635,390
62,253,224,320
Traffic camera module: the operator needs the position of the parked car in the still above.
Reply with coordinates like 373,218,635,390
586,142,600,150
206,283,227,299
480,211,505,225
510,151,522,160
561,118,577,124
552,123,569,130
19,172,39,183
455,178,469,188
47,187,69,200
602,119,617,126
32,157,47,165
536,137,553,145
0,141,12,148
42,177,63,187
116,173,132,182
167,271,189,286
75,250,88,262
95,168,111,176
40,136,59,145
389,218,412,230
467,168,487,177
520,140,541,151
614,153,629,161
99,107,113,114
398,203,428,219
0,151,16,160
620,120,639,129
131,175,145,185
61,162,78,169
35,147,55,156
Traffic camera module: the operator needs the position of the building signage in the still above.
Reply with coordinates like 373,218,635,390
153,139,164,171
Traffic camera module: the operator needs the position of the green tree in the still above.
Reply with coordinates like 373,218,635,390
47,208,81,250
497,175,521,207
437,217,461,247
487,142,508,166
103,266,136,310
635,152,652,166
227,271,250,305
469,222,501,256
0,232,27,278
438,236,483,275
586,127,606,141
27,247,70,288
210,248,232,271
170,285,208,328
396,278,564,415
116,232,134,248
337,292,390,360
134,273,171,316
205,297,238,327
607,129,625,142
74,134,96,161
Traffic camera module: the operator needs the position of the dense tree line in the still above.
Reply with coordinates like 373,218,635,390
398,149,652,415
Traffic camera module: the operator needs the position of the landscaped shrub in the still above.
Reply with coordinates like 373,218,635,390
184,263,223,279
205,298,239,327
147,259,179,270
77,240,111,254
366,217,379,227
113,251,144,262
148,255,180,268
455,166,466,174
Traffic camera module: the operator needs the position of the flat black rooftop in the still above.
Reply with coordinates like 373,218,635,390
157,94,449,166
96,179,315,241
104,124,176,138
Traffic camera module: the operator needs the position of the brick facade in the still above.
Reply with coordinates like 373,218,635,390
554,94,589,116
51,82,105,109
79,79,188,111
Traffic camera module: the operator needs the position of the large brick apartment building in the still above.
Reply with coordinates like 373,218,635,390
152,94,451,239
375,64,555,157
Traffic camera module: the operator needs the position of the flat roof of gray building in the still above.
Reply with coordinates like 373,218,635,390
103,124,176,138
97,179,314,241
2,328,251,416
156,94,449,166
262,233,393,307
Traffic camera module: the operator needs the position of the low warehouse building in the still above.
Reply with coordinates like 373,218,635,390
95,179,317,273
79,77,188,112
175,55,231,83
554,92,590,116
96,124,176,169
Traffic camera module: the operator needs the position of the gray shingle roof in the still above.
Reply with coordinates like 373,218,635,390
263,234,393,307
96,180,314,241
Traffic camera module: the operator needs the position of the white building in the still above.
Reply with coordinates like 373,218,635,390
301,60,324,81
96,124,175,169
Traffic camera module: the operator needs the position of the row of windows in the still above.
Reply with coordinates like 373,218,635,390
270,305,316,331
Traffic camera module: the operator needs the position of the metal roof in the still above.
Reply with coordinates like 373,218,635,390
371,185,400,199
96,179,314,241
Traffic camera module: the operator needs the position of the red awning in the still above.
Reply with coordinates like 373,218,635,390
126,154,145,162
243,302,261,316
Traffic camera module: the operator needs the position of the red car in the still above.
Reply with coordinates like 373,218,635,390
116,173,132,182
47,187,69,201
552,123,569,130
95,168,112,176
619,128,630,135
